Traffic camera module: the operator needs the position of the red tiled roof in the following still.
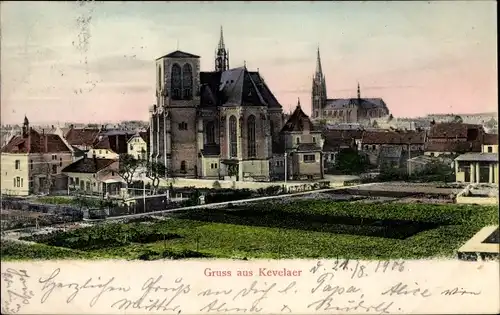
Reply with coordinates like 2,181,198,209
483,133,498,145
424,141,481,153
1,129,71,154
65,128,100,146
362,130,426,145
428,122,482,138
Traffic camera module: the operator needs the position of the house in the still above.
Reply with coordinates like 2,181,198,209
360,130,426,168
1,117,73,196
425,122,484,157
88,135,120,160
127,131,148,160
482,133,498,153
274,99,323,181
64,127,101,152
454,133,499,184
321,129,362,168
62,155,124,196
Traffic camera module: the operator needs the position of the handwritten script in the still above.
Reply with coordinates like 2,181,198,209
1,259,497,314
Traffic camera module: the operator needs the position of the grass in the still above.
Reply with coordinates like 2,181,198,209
2,201,498,261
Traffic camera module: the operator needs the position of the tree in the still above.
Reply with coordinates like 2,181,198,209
335,148,369,174
118,154,144,187
146,161,166,194
452,115,463,123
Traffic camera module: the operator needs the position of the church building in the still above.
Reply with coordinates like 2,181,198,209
311,48,390,124
149,28,293,181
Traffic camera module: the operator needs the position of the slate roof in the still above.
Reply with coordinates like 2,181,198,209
455,152,499,162
62,156,117,174
325,98,388,110
201,144,220,156
322,129,364,140
281,104,315,133
199,68,282,108
483,133,498,145
296,143,321,152
156,50,200,60
428,122,483,138
65,128,100,147
362,130,426,145
1,129,72,154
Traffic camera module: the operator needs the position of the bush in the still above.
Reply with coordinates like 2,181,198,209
212,181,222,189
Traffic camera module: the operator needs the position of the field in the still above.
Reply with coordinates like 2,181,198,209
2,201,498,261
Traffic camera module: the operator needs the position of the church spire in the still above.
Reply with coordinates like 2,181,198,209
357,82,361,99
215,26,229,72
297,97,301,108
315,46,323,77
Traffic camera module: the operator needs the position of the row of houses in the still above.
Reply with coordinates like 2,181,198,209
1,117,149,196
1,113,498,196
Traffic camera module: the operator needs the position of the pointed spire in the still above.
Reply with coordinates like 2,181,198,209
215,26,229,72
297,97,301,108
315,46,323,75
218,26,225,50
357,82,361,99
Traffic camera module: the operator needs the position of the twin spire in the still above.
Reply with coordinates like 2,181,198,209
215,26,229,72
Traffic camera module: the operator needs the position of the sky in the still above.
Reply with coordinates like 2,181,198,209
0,1,497,125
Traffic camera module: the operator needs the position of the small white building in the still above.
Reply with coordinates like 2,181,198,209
127,132,148,160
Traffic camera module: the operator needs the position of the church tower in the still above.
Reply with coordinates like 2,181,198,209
215,26,229,72
311,47,327,120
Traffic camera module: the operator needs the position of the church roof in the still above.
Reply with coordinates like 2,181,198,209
325,98,387,110
156,50,200,60
281,103,315,133
62,156,116,174
199,68,282,108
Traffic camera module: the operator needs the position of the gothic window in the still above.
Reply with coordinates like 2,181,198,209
180,161,187,172
178,122,188,130
158,67,162,88
229,115,238,158
247,115,256,158
182,63,193,100
205,121,216,144
171,63,182,100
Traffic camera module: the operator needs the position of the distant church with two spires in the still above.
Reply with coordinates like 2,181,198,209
311,48,390,124
149,27,324,182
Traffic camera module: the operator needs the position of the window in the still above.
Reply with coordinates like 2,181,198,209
52,165,57,174
15,160,20,170
180,160,187,172
372,145,376,150
303,154,316,163
59,158,62,167
229,116,238,158
488,146,493,153
30,160,33,170
75,178,79,185
52,154,57,160
211,163,218,169
130,145,134,151
178,122,188,130
247,115,256,158
158,66,162,87
171,63,182,100
21,178,23,187
16,177,20,187
99,150,102,154
182,63,193,100
70,178,74,185
205,121,216,144
312,137,316,143
296,137,300,144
